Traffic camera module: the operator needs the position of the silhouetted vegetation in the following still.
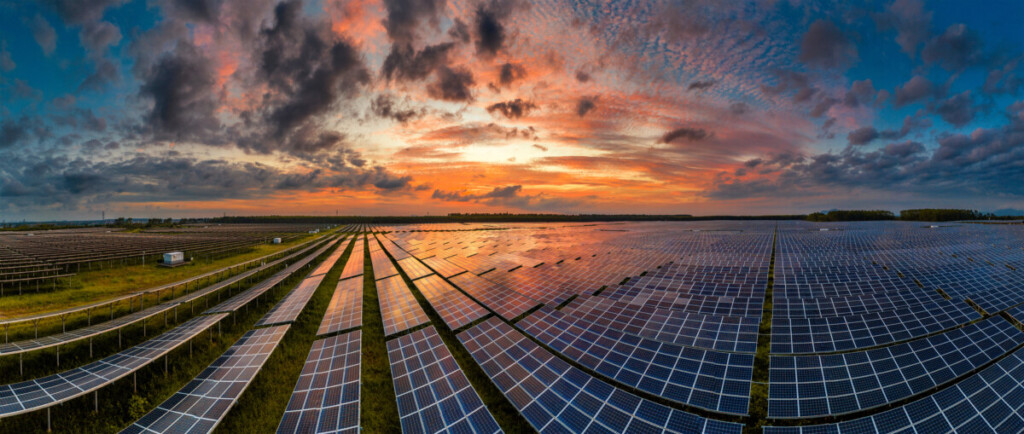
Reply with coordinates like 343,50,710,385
806,210,895,222
898,209,983,221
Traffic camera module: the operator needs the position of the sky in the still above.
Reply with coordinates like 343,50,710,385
1,0,1024,220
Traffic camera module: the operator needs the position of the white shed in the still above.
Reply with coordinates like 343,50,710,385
272,237,282,244
164,251,184,265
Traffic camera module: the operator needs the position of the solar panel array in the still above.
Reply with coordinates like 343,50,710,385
123,325,289,433
277,331,361,434
376,275,429,336
519,306,753,415
0,313,227,417
449,272,539,321
764,345,1024,433
318,277,363,336
257,239,347,326
459,318,744,433
387,326,500,433
768,315,1024,418
412,274,489,331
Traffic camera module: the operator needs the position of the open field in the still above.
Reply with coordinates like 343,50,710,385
5,220,1024,433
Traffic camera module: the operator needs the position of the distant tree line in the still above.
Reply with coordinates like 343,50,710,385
806,210,895,222
805,209,1014,222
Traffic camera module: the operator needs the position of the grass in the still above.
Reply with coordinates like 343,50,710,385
357,236,402,433
744,226,776,433
214,236,355,433
0,236,315,342
0,236,329,433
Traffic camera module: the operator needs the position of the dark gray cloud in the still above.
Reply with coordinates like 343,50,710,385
432,184,582,211
729,102,750,116
381,43,455,82
371,94,424,123
922,24,984,70
575,70,590,82
498,62,526,87
78,59,120,91
532,144,547,151
893,75,934,107
933,91,976,126
382,0,446,45
159,0,223,22
473,0,524,57
658,127,711,144
427,66,474,102
873,0,932,56
847,112,931,146
448,18,471,43
799,20,858,69
576,96,597,117
486,98,535,119
138,41,221,141
79,20,122,54
687,80,715,91
29,15,57,56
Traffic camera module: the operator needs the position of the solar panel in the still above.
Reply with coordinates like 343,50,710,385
412,274,488,330
396,257,434,280
309,237,348,278
318,277,363,336
277,331,361,434
257,241,348,327
370,239,400,280
376,275,429,336
340,237,365,281
768,315,1024,418
0,313,227,418
458,317,744,433
122,325,290,434
448,272,539,321
387,326,500,433
422,256,467,278
519,306,753,415
764,344,1024,433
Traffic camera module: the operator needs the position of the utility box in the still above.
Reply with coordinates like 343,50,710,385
272,238,282,244
163,251,184,265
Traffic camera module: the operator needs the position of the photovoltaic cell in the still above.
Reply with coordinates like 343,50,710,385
458,318,744,434
377,275,429,336
387,326,500,433
448,272,539,321
318,277,363,336
423,256,468,278
277,331,361,434
0,313,227,418
122,325,289,434
413,274,489,331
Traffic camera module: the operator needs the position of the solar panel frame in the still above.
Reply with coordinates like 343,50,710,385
387,326,500,433
276,331,361,434
376,275,429,336
318,277,363,336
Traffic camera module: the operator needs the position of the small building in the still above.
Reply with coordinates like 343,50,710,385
272,237,282,244
163,251,184,265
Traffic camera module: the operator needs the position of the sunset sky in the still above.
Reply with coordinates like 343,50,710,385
2,0,1024,220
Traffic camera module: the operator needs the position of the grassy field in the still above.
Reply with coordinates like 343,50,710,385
1,235,313,317
357,236,403,433
0,236,332,432
0,235,316,341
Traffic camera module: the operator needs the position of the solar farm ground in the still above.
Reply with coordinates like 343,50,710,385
2,221,1024,432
